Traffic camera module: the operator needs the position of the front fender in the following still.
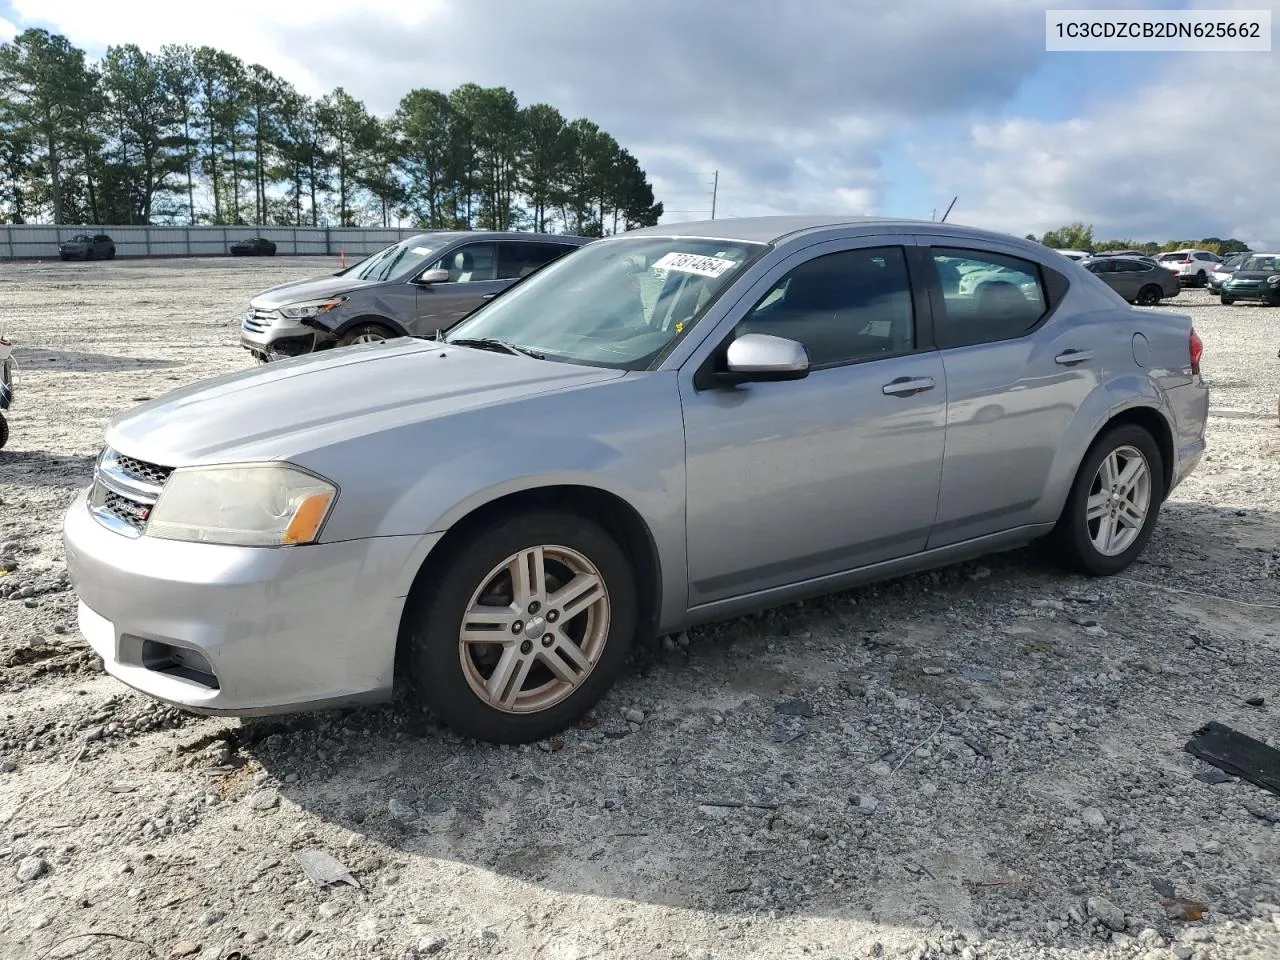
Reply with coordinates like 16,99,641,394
298,373,689,625
313,313,411,339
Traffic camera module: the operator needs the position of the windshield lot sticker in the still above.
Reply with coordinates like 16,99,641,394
651,252,737,278
411,246,433,256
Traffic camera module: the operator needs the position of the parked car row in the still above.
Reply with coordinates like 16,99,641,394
63,215,1210,744
54,234,279,260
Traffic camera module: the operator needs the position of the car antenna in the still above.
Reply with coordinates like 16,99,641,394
939,196,958,223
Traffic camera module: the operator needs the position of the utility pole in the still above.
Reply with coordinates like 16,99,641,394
710,170,718,220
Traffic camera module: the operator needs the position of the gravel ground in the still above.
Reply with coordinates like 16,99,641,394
0,258,1278,960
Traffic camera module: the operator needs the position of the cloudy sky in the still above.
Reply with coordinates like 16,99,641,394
3,0,1277,246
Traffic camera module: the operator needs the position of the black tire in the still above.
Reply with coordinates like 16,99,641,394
59,254,69,262
1221,295,1234,305
0,413,7,449
1136,285,1161,306
1051,424,1165,577
106,249,115,260
334,322,396,347
1195,270,1207,286
405,509,637,743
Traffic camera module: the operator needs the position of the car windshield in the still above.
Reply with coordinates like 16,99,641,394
70,234,93,242
1240,255,1280,272
345,237,439,282
444,236,766,370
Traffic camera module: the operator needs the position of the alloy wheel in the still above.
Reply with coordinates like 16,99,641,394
458,544,610,714
1086,445,1151,556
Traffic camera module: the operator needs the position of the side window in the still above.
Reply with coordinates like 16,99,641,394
497,242,575,280
1116,260,1144,272
429,243,497,282
1086,260,1113,273
735,246,915,367
930,248,1048,348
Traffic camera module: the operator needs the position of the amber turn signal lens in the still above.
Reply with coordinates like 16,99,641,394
283,492,335,545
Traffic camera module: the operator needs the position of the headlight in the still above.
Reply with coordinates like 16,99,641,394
1268,275,1280,286
278,297,347,320
145,463,337,547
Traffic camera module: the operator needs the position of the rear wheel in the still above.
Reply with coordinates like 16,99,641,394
106,248,115,260
1136,285,1161,306
0,413,7,449
1051,424,1165,577
335,322,395,348
405,510,637,743
1195,270,1207,286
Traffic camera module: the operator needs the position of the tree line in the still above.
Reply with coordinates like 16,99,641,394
0,29,663,235
1028,223,1251,256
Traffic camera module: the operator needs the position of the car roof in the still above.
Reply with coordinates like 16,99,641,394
614,215,1041,248
409,230,591,244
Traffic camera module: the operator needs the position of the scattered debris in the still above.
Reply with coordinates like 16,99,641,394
773,699,816,718
1185,721,1280,796
1162,897,1209,922
294,850,360,888
1245,696,1265,707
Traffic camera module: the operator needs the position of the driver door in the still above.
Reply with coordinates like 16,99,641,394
412,242,507,334
679,238,946,607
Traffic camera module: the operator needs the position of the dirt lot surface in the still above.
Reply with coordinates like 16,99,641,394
1,258,1278,960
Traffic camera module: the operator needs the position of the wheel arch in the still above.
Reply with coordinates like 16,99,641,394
330,314,411,339
393,483,663,681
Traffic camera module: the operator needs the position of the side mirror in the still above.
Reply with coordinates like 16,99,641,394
415,268,450,285
719,333,810,384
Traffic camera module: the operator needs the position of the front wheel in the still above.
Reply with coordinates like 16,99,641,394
405,510,637,743
1221,295,1234,305
1050,424,1165,577
335,322,395,348
0,413,7,449
1136,285,1161,306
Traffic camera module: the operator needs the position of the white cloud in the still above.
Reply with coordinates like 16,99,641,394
0,17,17,41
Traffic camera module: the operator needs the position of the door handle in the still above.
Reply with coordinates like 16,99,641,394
1055,349,1092,365
481,293,498,301
882,376,936,397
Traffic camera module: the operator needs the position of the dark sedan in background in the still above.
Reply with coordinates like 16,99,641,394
229,237,277,256
1207,253,1245,294
59,234,115,261
1081,255,1179,305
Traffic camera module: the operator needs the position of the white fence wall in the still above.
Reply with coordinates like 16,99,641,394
0,225,424,260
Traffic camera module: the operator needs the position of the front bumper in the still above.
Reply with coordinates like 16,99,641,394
62,488,432,716
1221,281,1279,302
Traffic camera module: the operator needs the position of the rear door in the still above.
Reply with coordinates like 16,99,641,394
498,241,580,281
916,240,1099,547
412,242,506,332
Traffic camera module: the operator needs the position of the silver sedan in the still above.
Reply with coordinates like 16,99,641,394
63,216,1209,743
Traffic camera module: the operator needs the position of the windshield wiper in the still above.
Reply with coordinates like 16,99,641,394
447,337,545,360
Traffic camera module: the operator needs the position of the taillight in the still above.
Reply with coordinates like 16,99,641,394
1183,258,1194,264
1189,327,1203,375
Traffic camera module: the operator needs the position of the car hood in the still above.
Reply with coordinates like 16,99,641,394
104,339,627,466
250,274,379,308
1226,270,1277,281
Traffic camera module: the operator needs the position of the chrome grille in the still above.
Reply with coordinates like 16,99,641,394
102,489,150,532
242,307,276,334
87,447,171,538
114,453,173,486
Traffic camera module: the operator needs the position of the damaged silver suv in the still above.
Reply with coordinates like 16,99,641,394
239,231,589,362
